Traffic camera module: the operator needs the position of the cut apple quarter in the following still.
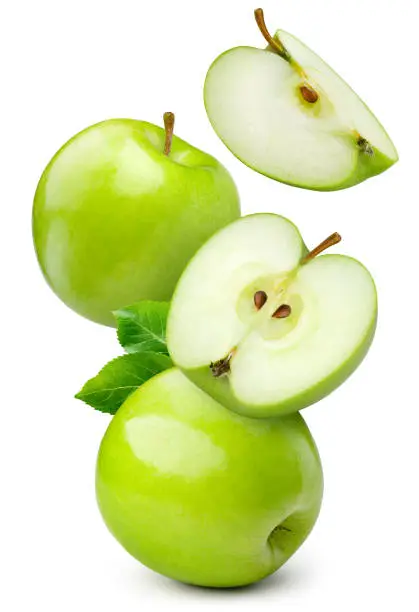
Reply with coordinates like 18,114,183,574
204,8,398,191
167,214,377,417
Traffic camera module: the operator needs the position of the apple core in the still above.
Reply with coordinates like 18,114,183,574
168,214,377,417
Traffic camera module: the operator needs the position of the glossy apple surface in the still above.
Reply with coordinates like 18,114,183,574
168,214,377,417
33,119,240,326
96,368,323,588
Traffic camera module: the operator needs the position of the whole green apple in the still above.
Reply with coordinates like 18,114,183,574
33,114,240,326
96,368,323,588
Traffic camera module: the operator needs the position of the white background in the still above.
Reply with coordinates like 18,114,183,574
1,0,418,609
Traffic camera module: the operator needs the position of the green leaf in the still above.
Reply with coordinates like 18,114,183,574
75,352,172,414
114,301,170,355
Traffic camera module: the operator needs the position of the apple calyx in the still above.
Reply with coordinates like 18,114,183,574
270,524,292,536
357,136,374,157
210,348,236,378
163,112,175,156
254,8,319,104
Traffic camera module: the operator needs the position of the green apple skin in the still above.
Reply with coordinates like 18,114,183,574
96,368,323,588
33,119,240,326
333,146,395,192
182,308,376,419
215,138,395,192
167,211,378,418
181,275,377,420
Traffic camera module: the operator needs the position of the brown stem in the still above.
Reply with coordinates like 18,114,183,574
255,8,320,101
254,8,291,61
163,112,175,156
302,232,342,263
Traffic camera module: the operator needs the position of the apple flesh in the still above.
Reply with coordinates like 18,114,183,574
96,368,323,588
204,9,398,191
33,117,240,326
168,214,377,418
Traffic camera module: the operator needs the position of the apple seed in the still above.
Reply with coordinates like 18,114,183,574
272,304,292,319
254,290,268,310
300,85,319,104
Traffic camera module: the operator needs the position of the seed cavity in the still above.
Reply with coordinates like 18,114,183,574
272,304,292,319
300,84,319,104
254,290,268,310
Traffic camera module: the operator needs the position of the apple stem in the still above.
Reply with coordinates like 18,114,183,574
163,112,175,156
254,9,319,102
302,232,342,263
254,8,291,61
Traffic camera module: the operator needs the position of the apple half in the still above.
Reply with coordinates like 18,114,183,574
204,8,398,191
167,214,377,418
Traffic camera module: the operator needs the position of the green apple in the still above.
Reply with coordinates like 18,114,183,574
96,368,323,588
168,214,377,418
33,113,240,326
204,8,398,191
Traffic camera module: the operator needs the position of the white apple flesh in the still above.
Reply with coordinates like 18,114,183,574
204,9,398,191
168,214,377,418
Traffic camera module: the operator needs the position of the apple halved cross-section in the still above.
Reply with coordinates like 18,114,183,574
167,214,377,418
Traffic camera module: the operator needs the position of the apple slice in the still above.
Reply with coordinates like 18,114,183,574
204,8,398,191
167,214,377,418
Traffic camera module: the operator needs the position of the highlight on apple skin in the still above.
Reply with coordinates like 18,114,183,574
204,8,398,191
168,213,377,418
96,368,323,588
32,114,240,327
